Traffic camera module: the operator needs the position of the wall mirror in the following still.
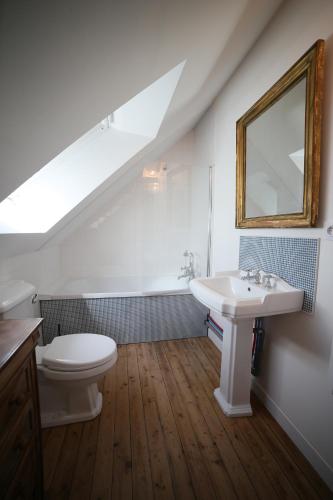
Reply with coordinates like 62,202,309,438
236,40,324,228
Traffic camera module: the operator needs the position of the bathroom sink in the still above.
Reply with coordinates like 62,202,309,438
190,270,304,319
190,270,304,417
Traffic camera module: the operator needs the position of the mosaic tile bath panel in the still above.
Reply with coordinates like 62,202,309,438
239,236,320,313
40,294,208,345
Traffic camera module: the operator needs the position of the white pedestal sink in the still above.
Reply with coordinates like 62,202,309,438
190,270,304,417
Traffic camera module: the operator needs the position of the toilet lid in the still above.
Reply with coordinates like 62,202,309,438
41,333,117,371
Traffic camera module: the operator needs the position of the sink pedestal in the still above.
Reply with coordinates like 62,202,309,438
213,315,253,417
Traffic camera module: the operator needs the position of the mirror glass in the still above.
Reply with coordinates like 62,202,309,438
245,77,306,218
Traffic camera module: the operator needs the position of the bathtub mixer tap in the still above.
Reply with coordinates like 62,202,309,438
178,250,195,281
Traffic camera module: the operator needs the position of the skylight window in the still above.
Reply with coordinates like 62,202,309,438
0,61,185,233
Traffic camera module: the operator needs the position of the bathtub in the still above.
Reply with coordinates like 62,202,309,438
39,275,208,345
39,275,189,300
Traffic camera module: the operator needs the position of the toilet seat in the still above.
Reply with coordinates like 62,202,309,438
38,333,117,372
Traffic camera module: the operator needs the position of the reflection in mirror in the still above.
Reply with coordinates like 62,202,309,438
246,77,306,218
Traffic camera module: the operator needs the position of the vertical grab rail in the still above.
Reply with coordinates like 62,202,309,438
207,165,213,277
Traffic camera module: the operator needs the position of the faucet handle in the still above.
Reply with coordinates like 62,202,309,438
241,269,251,280
263,274,274,288
253,270,261,284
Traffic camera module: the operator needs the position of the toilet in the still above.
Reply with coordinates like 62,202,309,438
36,333,117,427
0,280,118,428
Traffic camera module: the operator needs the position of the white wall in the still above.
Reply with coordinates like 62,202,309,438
59,133,209,282
194,0,333,488
0,245,61,290
0,133,209,292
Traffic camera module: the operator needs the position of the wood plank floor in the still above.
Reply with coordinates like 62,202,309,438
42,337,332,500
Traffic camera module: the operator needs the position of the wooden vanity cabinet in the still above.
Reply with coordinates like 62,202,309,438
0,319,44,499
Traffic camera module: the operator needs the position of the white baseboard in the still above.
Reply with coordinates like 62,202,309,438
252,379,333,492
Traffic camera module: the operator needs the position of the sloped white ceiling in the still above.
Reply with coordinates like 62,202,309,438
0,0,282,256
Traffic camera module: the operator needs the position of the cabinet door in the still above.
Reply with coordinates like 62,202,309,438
5,443,38,500
0,358,32,445
0,399,35,494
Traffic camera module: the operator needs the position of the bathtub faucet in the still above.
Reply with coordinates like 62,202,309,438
178,250,195,281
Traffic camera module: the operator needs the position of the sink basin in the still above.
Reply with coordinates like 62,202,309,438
190,270,304,319
190,270,304,418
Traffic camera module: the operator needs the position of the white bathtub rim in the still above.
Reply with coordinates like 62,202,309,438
38,275,192,300
39,288,191,301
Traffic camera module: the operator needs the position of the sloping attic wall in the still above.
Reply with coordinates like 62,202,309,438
0,0,282,259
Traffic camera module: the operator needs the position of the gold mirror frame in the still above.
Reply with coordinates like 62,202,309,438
236,40,325,228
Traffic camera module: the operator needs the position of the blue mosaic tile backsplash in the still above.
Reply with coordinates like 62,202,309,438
239,236,320,313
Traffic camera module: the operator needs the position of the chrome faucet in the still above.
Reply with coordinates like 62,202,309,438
241,269,261,284
252,270,262,285
241,269,276,288
262,274,274,289
178,250,195,281
241,270,252,281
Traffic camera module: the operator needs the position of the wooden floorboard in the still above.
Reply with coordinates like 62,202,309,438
69,404,101,500
42,337,333,500
90,364,117,499
136,342,175,500
143,342,196,500
127,344,154,500
161,340,238,500
248,404,323,500
46,422,83,500
111,345,132,500
184,338,297,500
177,339,277,500
154,341,218,500
43,426,67,492
251,395,332,500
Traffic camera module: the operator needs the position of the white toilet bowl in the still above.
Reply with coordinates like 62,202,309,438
36,333,117,428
